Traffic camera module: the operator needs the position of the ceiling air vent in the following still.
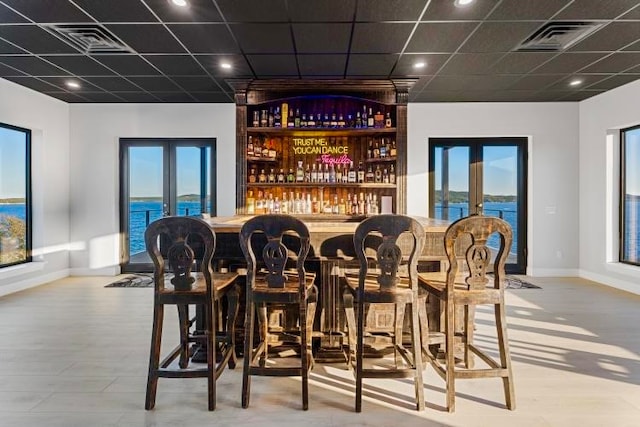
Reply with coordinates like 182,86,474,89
516,21,603,52
47,24,133,54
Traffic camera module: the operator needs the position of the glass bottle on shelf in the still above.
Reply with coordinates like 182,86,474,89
261,141,269,158
315,113,322,128
355,111,362,128
307,114,316,127
268,107,274,127
252,110,259,127
296,161,304,182
373,141,380,159
281,102,288,128
288,108,295,128
385,112,392,128
374,110,384,128
305,163,311,182
287,168,295,183
255,191,264,214
336,164,343,182
348,161,356,183
305,194,312,214
260,109,268,127
338,198,346,214
374,165,382,183
342,164,349,183
382,167,389,184
380,140,386,158
268,168,275,183
246,190,255,214
367,107,374,128
329,163,336,183
390,140,397,157
277,168,285,183
268,140,276,159
389,164,396,184
365,165,374,183
258,169,267,183
281,193,288,214
274,107,281,127
294,108,301,128
301,113,308,128
249,167,257,183
311,163,318,183
312,196,320,214
338,113,346,128
330,113,337,128
273,197,280,214
294,193,302,214
367,140,373,159
357,162,365,183
361,106,367,128
247,136,254,157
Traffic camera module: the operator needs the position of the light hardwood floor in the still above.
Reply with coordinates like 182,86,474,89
0,276,638,426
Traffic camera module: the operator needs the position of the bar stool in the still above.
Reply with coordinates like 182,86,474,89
144,216,240,411
342,214,425,412
418,215,515,412
239,214,317,410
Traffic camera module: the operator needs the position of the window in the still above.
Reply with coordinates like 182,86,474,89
0,123,31,268
621,125,640,265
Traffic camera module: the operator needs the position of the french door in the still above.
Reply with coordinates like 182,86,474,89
428,138,527,274
119,138,216,272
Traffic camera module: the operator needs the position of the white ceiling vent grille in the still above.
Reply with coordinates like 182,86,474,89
47,24,134,54
516,21,603,52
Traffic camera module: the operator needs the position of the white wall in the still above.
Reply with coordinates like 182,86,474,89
579,79,640,295
68,103,236,275
407,102,580,276
0,79,71,296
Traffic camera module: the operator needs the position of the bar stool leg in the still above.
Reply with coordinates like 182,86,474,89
177,304,190,369
145,304,164,410
242,300,255,408
411,299,425,411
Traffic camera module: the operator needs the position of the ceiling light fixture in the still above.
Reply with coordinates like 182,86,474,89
454,0,474,7
569,79,583,87
66,81,80,89
413,61,426,69
220,62,232,69
171,0,188,7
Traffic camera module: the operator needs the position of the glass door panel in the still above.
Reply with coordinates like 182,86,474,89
432,146,470,221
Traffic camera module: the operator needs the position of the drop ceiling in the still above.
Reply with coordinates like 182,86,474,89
0,0,639,103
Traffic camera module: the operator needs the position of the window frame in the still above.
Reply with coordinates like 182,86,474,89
620,124,640,266
0,122,32,268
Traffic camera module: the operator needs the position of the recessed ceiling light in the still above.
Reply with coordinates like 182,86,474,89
569,79,583,87
220,62,232,69
66,81,80,89
170,0,188,7
413,61,426,69
454,0,474,6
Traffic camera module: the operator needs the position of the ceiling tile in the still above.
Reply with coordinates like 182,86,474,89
143,55,206,76
229,24,293,54
545,74,608,90
346,54,398,77
288,0,356,22
82,76,142,91
1,0,92,22
216,0,287,22
487,0,569,20
2,75,62,91
40,76,105,92
89,54,161,76
152,91,196,102
144,0,222,22
554,0,640,19
0,38,26,54
80,91,127,102
191,92,233,102
586,74,640,90
356,0,426,21
532,52,608,74
43,91,90,102
351,23,413,54
507,74,564,90
292,24,351,54
72,0,158,22
0,61,26,75
194,54,254,77
168,24,239,54
555,90,605,101
581,53,640,73
127,76,182,91
391,53,450,77
246,54,298,76
459,22,542,53
426,74,520,91
410,90,463,102
423,0,500,20
111,91,161,102
105,24,186,53
297,54,346,77
41,55,116,75
490,52,557,74
439,53,504,75
620,5,640,19
0,25,79,54
0,55,70,75
406,22,477,53
622,40,640,51
0,3,28,23
569,22,640,52
170,76,220,91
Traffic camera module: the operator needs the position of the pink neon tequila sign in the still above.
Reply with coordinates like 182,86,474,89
318,154,352,165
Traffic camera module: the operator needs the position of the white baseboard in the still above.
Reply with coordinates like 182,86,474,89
70,266,120,276
0,268,69,297
579,269,640,296
527,267,579,277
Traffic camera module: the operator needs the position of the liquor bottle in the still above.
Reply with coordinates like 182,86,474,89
258,169,267,183
307,114,316,127
374,110,384,128
329,163,336,183
253,138,261,157
277,168,285,183
374,165,382,183
305,163,311,182
266,193,274,213
385,112,392,128
365,165,374,183
357,162,365,183
330,113,337,128
247,136,254,157
338,198,346,215
390,140,397,157
246,190,255,214
273,197,280,214
335,164,343,182
348,161,356,183
346,193,353,215
371,194,379,215
287,109,295,128
301,113,307,128
342,164,349,183
365,194,371,215
260,109,268,127
322,113,330,128
294,193,302,214
268,168,275,183
252,110,259,127
255,191,264,214
311,163,318,183
281,193,288,214
312,196,319,214
305,194,312,214
338,113,345,128
355,111,362,128
332,195,339,214
261,141,269,158
294,108,301,128
347,114,354,128
274,107,281,127
367,107,374,128
367,139,373,159
268,140,277,159
361,106,367,128
379,140,386,158
249,167,257,183
315,113,322,128
323,163,330,183
281,102,288,128
287,168,295,183
373,142,380,159
296,161,304,182
389,164,396,184
382,167,389,184
268,107,274,127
